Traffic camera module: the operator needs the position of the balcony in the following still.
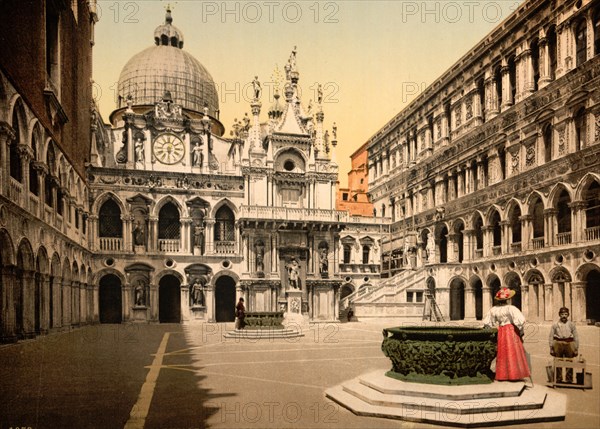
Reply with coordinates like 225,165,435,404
492,246,502,256
340,263,380,273
240,205,390,225
29,194,39,216
531,237,545,249
586,226,600,241
556,232,572,246
214,241,236,255
510,242,522,253
8,177,22,205
99,237,123,252
474,249,483,258
158,239,181,253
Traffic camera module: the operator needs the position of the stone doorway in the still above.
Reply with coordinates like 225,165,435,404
449,279,465,320
99,274,122,323
586,270,600,323
215,276,236,322
159,275,181,323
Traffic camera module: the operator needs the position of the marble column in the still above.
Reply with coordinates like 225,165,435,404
20,270,36,338
544,283,553,321
521,284,529,319
482,286,493,318
538,36,551,88
500,60,512,111
464,284,476,320
0,266,17,342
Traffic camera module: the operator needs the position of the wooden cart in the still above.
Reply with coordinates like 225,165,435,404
548,357,593,390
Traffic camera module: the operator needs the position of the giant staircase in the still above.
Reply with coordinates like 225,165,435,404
341,268,427,319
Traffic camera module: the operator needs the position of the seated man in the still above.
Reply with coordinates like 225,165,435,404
549,307,579,383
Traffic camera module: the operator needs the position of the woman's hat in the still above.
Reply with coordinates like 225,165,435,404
495,287,516,301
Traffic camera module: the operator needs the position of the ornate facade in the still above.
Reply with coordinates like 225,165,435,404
87,12,386,324
361,0,600,323
0,4,388,341
0,0,97,342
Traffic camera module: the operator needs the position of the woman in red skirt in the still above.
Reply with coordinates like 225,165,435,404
482,287,530,381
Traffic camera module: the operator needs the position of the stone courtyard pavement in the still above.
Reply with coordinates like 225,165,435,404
0,320,598,429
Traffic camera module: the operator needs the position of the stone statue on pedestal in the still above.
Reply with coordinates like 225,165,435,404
286,258,300,290
133,220,145,247
191,279,205,306
134,280,146,306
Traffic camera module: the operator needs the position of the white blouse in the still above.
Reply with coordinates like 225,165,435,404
482,304,526,330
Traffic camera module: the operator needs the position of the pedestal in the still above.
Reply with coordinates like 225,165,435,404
190,305,206,321
132,306,148,323
193,246,202,256
283,290,304,326
134,245,145,254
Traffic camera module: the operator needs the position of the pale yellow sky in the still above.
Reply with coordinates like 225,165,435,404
94,0,523,186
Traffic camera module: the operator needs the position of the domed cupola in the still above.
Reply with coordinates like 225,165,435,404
154,8,184,48
114,8,220,127
269,91,285,120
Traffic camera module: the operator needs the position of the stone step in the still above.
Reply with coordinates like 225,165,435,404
325,372,566,428
358,370,525,400
342,379,548,415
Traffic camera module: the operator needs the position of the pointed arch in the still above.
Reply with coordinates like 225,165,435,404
16,238,35,271
575,173,600,201
214,204,235,244
548,183,574,207
527,191,546,243
50,252,62,278
36,246,49,275
62,257,72,282
210,198,238,218
472,212,484,252
153,195,186,218
91,191,127,215
0,228,16,266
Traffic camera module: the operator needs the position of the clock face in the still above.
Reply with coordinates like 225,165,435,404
153,133,185,165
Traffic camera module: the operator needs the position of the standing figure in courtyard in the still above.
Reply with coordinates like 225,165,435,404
235,297,245,329
549,307,579,383
287,258,300,289
483,287,530,381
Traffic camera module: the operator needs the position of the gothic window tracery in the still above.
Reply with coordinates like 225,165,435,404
158,202,181,240
214,206,235,242
99,199,122,238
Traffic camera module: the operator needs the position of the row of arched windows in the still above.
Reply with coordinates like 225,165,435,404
98,199,236,248
371,6,600,187
6,97,87,233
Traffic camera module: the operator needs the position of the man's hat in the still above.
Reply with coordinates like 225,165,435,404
239,297,244,301
559,307,570,314
494,287,516,301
